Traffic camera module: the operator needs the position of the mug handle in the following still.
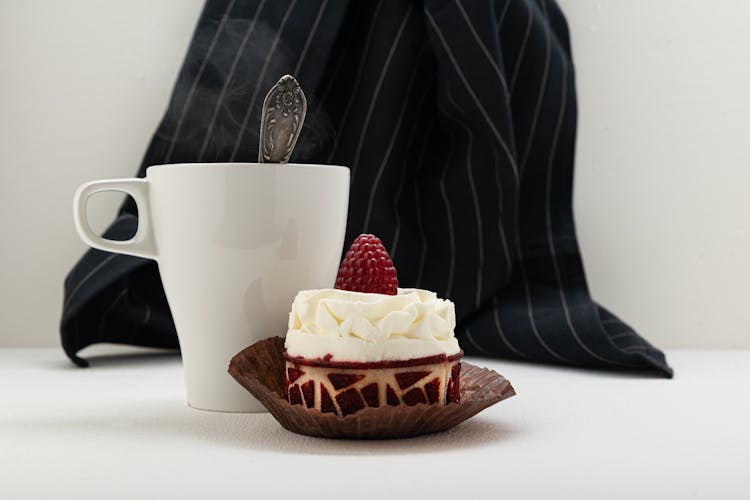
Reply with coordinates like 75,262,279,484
73,178,157,260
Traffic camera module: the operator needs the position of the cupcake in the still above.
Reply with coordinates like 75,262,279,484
283,234,463,416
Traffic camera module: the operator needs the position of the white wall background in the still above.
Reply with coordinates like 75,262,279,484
562,0,750,348
0,0,747,348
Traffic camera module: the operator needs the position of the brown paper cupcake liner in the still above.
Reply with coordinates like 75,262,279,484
228,337,516,439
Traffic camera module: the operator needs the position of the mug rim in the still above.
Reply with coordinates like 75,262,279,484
146,162,348,173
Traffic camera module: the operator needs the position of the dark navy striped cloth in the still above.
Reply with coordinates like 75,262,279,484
61,0,672,376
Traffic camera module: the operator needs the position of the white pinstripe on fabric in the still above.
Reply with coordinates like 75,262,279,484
97,288,128,332
197,0,268,161
517,0,550,176
362,41,425,232
490,147,528,358
608,331,633,340
607,332,651,356
388,100,433,263
439,133,456,298
424,7,518,182
348,3,414,182
63,253,120,309
492,148,513,272
467,119,485,309
447,2,523,360
444,90,484,309
513,239,572,362
492,296,528,357
455,0,509,99
495,0,512,29
164,0,237,163
445,90,521,358
621,345,653,353
325,0,385,162
388,176,407,260
412,122,437,289
599,317,645,353
229,0,298,161
292,0,328,76
507,1,534,95
138,304,152,329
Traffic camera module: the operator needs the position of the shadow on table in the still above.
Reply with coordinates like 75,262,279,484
48,349,181,370
31,347,519,454
14,399,519,455
475,354,670,380
230,416,520,455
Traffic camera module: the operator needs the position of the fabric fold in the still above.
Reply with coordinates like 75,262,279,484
61,0,672,377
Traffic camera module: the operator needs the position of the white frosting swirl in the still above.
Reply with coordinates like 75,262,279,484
284,288,461,362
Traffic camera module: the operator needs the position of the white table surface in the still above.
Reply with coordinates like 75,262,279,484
1,347,748,500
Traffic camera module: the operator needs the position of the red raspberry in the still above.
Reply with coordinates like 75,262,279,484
335,234,399,295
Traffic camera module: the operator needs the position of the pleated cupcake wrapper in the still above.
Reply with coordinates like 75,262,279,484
228,337,516,439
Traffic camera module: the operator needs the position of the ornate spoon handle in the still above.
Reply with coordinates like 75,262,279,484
258,74,307,163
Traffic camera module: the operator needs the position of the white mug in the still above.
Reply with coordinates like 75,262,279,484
73,163,350,412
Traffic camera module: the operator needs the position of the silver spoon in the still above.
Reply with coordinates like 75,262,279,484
258,74,307,163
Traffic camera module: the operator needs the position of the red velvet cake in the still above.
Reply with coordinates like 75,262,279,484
283,234,463,416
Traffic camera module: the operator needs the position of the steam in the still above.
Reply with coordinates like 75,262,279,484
157,16,334,164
